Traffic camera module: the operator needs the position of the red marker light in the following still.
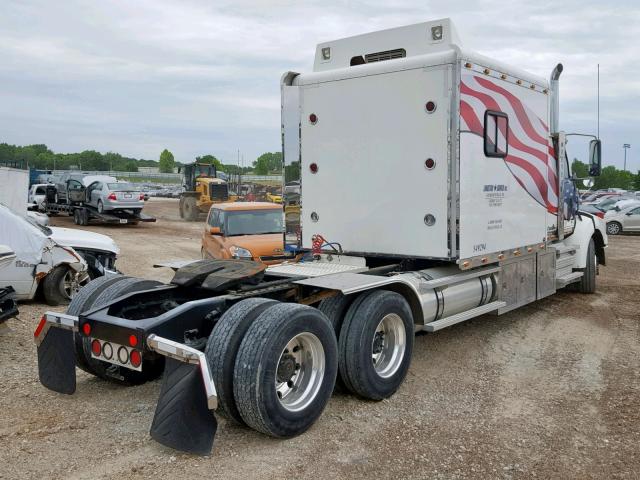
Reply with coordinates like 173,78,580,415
34,315,47,338
91,339,101,356
425,101,436,113
309,113,318,124
425,158,435,169
130,350,142,368
128,334,138,347
82,323,91,336
309,163,318,174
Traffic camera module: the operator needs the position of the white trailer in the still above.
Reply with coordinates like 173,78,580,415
35,19,606,455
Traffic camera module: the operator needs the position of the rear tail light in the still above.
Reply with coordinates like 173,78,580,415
130,350,142,368
34,315,47,338
108,193,117,200
128,334,138,347
596,211,605,219
91,339,102,356
139,194,144,200
82,322,91,336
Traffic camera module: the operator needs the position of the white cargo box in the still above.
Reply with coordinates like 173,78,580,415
282,19,559,265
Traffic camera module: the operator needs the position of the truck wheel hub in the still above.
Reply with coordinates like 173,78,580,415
277,354,297,383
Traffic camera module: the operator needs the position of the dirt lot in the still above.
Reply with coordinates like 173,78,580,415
1,198,638,479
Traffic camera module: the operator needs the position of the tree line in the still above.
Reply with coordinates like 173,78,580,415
0,143,284,176
572,159,640,191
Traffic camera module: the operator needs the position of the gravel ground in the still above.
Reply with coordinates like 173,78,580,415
1,198,638,479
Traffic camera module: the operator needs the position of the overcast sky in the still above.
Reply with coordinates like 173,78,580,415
1,0,638,170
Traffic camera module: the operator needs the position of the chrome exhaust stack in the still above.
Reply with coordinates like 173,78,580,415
549,63,563,134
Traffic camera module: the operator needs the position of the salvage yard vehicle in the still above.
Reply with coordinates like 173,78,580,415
47,226,120,279
202,202,286,265
0,204,88,305
85,181,145,213
179,162,230,221
605,204,640,235
28,183,48,210
35,19,607,456
44,177,156,226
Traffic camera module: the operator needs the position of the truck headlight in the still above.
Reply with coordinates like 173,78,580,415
230,246,252,259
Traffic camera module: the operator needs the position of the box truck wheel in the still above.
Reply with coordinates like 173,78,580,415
68,275,132,374
338,290,414,400
576,239,597,294
318,293,356,392
204,297,278,425
233,303,337,437
73,209,81,225
42,266,80,306
80,277,164,385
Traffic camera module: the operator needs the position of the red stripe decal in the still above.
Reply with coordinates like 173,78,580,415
474,76,549,147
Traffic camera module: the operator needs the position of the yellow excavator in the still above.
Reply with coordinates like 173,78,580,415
179,163,231,221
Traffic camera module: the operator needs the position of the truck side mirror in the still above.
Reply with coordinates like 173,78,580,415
588,139,602,176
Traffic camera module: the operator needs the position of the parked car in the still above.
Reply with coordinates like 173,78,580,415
85,181,145,213
201,202,286,265
578,204,605,219
595,197,638,213
23,214,119,278
28,183,48,210
603,199,640,217
605,204,640,235
46,226,119,279
0,204,88,305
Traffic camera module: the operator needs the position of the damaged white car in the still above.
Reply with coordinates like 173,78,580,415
0,204,89,305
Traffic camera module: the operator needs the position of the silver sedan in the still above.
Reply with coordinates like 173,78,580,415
605,204,640,235
86,181,145,213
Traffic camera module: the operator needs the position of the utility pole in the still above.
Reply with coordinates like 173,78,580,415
597,63,600,138
623,144,631,171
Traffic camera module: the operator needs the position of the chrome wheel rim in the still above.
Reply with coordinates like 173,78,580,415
275,332,325,412
62,270,80,299
371,313,406,378
607,223,619,234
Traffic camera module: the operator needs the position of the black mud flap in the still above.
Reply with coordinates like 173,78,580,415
150,358,217,455
37,327,76,394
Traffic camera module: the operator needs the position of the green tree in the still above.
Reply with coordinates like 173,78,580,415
253,152,282,175
195,154,223,171
159,149,175,173
571,159,588,178
285,161,300,183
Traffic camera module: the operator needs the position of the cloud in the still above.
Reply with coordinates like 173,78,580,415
0,0,639,170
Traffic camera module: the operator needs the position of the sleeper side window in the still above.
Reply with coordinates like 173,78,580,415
484,110,509,158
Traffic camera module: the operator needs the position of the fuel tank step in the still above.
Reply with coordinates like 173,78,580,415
422,300,506,332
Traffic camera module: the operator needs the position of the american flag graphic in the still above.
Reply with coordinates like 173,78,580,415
460,74,558,214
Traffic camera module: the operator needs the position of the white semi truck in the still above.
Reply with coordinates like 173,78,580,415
35,19,606,455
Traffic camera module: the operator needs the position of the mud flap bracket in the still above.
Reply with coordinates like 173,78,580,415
147,335,218,455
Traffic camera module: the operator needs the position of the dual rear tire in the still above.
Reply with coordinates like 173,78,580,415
206,300,337,437
206,290,414,438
